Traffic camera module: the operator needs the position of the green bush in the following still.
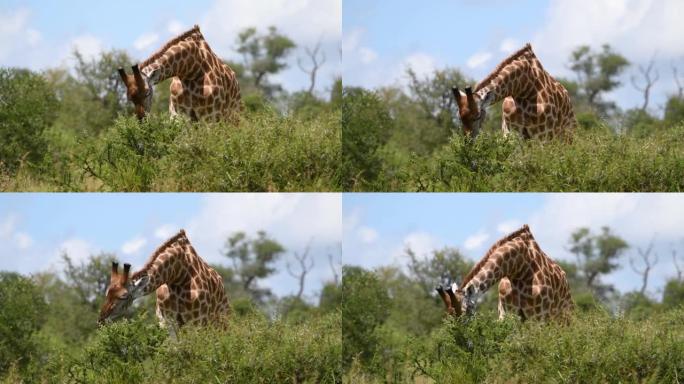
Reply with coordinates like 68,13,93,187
369,123,684,192
75,109,340,192
346,309,684,383
0,273,47,374
341,88,393,190
56,312,341,384
342,266,390,370
0,68,58,171
662,279,684,309
66,316,167,383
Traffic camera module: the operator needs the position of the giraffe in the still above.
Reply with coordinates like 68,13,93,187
98,229,230,335
452,43,576,140
118,25,241,123
436,224,573,322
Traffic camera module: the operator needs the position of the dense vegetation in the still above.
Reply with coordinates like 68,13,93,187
0,231,342,383
0,27,341,192
342,227,684,383
342,45,684,192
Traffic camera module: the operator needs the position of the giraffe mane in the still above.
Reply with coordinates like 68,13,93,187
139,25,203,68
459,224,532,288
474,43,535,92
130,229,188,280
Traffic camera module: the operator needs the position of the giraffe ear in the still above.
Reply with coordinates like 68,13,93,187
117,68,127,84
131,64,146,90
122,263,131,284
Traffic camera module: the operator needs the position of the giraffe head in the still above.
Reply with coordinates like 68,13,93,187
452,86,494,138
118,64,154,120
436,282,467,317
98,261,149,325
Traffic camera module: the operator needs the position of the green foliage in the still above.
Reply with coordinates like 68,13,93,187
0,272,47,374
47,312,340,384
396,68,472,153
623,108,661,137
31,107,342,192
67,316,167,383
341,87,393,189
236,26,296,97
664,95,684,125
319,281,342,314
567,227,629,301
363,123,684,192
0,68,58,172
347,309,684,383
221,231,286,304
662,279,684,309
342,266,390,370
568,44,630,113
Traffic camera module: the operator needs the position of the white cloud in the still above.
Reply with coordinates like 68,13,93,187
121,236,147,255
0,8,40,61
527,194,684,264
403,52,437,78
69,34,104,61
0,215,17,239
342,27,364,53
500,37,520,54
154,224,176,240
167,19,185,35
357,226,378,244
58,238,94,264
534,0,684,74
133,32,159,51
202,0,341,48
14,232,32,250
466,51,493,69
464,231,490,251
497,220,522,234
187,194,341,264
359,47,377,64
1,215,32,250
401,231,439,258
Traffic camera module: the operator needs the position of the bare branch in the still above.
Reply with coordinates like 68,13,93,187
673,63,684,99
630,53,659,111
286,240,314,299
328,243,341,285
673,249,683,282
629,237,658,295
297,40,326,95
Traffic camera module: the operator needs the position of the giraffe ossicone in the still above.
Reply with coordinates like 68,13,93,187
436,224,574,322
118,25,241,123
452,43,576,140
98,229,231,331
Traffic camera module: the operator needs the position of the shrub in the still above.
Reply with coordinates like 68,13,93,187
0,68,58,171
342,266,390,370
19,311,341,384
78,109,341,191
371,123,684,192
341,88,393,189
0,272,47,374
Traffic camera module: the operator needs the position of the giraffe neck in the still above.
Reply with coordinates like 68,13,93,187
140,30,206,84
475,46,543,103
462,231,535,300
131,235,193,296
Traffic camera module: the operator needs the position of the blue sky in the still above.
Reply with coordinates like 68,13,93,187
0,193,341,302
343,0,684,116
0,0,341,97
343,193,684,300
